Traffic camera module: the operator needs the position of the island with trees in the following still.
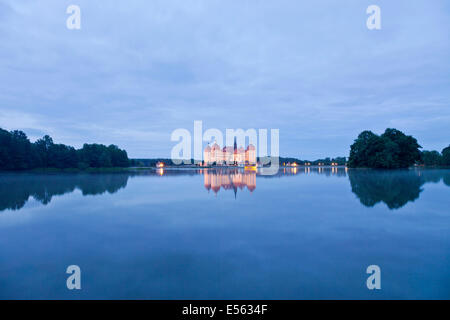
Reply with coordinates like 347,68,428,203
348,128,450,169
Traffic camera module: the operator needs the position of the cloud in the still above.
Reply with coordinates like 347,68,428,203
0,0,449,158
0,109,51,139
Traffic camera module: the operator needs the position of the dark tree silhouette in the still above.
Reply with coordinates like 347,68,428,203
442,145,450,166
348,128,421,169
421,150,442,166
0,128,130,171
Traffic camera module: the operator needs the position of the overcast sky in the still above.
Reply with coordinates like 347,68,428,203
0,0,449,159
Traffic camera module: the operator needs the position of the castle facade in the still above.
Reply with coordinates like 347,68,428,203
203,140,256,165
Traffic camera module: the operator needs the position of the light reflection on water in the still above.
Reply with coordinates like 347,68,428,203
0,167,449,299
1,167,448,211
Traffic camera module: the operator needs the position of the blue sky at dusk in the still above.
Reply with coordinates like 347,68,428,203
0,0,449,159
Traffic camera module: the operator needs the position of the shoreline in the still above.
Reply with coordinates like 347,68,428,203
1,165,449,174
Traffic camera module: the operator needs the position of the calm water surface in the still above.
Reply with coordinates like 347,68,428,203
0,167,449,299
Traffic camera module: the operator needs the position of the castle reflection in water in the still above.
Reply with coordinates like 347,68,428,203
1,166,447,211
197,166,348,196
154,166,349,196
202,169,256,197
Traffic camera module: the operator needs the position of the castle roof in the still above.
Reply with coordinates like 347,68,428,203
211,143,221,150
247,144,256,150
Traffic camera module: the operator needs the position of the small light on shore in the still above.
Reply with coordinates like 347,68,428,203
156,162,164,168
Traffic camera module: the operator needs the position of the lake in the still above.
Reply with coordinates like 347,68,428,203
0,167,449,299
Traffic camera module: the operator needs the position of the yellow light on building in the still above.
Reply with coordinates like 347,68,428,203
156,162,164,168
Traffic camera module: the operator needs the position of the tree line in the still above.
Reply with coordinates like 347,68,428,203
420,148,450,167
0,128,129,170
348,128,450,168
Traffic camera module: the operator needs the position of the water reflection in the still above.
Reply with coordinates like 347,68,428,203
348,169,450,210
275,166,348,177
0,168,448,212
0,173,129,211
202,169,256,197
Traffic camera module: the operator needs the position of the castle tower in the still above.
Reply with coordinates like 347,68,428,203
204,144,211,165
233,137,237,164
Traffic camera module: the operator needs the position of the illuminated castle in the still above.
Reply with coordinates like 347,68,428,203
203,138,256,165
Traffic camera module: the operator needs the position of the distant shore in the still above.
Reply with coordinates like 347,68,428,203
1,163,449,174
